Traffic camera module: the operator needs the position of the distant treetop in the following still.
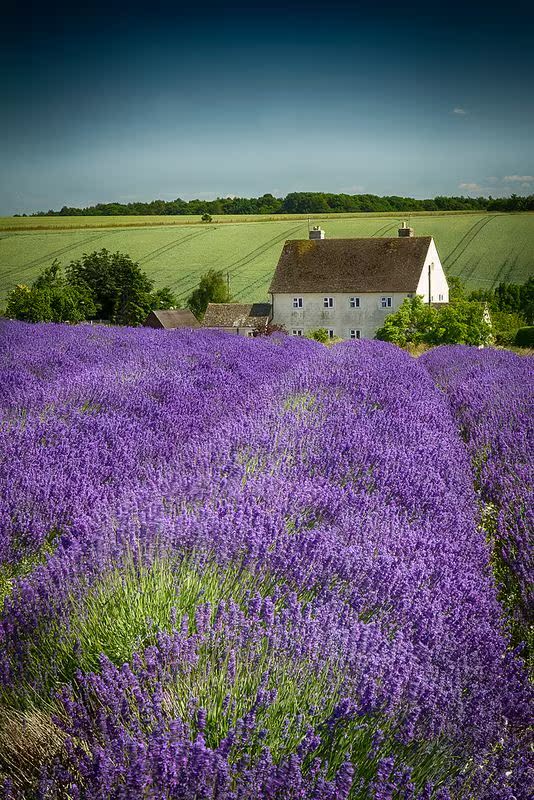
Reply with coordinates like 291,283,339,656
26,191,534,218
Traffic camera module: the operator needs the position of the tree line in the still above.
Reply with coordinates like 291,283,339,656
20,192,534,218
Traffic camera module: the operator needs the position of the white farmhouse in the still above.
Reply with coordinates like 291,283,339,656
269,226,449,340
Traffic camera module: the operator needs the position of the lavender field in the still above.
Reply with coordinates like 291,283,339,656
0,321,532,800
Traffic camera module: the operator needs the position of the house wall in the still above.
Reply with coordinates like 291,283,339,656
272,292,415,339
416,239,449,304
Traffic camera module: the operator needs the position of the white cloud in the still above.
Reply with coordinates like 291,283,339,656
459,182,482,191
503,175,534,183
453,107,467,115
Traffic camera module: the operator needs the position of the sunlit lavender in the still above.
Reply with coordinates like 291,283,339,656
0,320,531,799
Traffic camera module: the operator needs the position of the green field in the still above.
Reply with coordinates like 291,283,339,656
1,212,533,305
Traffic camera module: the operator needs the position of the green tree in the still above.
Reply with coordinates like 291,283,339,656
447,276,466,303
520,276,534,325
201,213,213,223
305,328,330,343
5,284,54,323
375,296,493,347
66,249,174,326
5,261,96,324
150,287,179,310
375,297,438,347
186,270,231,319
489,310,525,345
432,300,493,346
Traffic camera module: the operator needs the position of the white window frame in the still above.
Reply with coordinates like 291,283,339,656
327,328,335,339
349,329,361,339
293,297,303,308
381,296,393,309
349,296,360,308
323,297,335,308
291,329,303,336
438,293,444,301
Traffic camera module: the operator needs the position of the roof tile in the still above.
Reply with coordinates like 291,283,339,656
269,237,433,294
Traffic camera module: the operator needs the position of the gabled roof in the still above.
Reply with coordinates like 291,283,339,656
202,303,271,329
269,237,433,294
143,309,200,329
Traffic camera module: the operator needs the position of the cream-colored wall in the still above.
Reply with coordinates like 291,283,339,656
272,239,449,340
272,291,414,339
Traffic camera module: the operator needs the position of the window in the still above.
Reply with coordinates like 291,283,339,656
246,331,254,337
291,329,303,336
349,296,360,308
381,297,393,308
349,329,361,339
323,297,334,308
438,293,444,301
293,297,303,308
327,329,335,339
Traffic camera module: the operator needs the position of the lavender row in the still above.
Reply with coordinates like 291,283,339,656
0,321,530,798
422,346,533,655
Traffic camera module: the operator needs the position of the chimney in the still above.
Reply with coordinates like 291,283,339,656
309,226,325,240
398,221,414,237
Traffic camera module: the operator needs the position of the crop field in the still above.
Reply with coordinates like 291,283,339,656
0,212,533,305
0,321,531,798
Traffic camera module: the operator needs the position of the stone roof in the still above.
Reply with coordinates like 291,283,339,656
202,303,271,329
143,309,200,329
269,237,433,294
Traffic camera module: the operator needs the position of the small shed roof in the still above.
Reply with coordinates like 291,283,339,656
202,303,271,329
269,237,433,294
143,309,200,329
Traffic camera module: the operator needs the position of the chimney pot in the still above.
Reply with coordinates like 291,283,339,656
398,223,414,237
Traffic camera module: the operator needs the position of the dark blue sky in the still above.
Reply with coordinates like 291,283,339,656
1,1,533,214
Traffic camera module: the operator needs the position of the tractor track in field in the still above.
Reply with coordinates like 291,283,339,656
232,269,275,300
444,216,497,273
372,221,399,237
137,227,215,267
0,229,125,282
486,252,520,289
174,224,305,298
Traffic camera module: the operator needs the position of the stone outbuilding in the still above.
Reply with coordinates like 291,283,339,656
202,303,272,336
143,309,201,329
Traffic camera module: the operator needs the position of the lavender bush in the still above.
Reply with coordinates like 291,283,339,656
422,346,533,657
0,321,530,799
